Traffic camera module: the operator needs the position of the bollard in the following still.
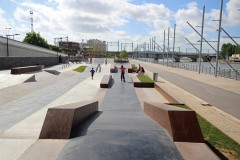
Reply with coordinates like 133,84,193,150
153,73,158,81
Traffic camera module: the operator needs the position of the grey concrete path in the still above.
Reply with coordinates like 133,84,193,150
58,67,183,160
130,59,240,144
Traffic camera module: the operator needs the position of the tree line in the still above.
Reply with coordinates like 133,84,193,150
221,43,240,59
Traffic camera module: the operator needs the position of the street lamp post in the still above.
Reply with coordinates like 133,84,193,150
6,34,20,57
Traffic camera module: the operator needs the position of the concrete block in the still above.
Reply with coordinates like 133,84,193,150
39,101,98,139
144,102,204,142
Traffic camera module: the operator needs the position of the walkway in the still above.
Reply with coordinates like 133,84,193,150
58,67,183,160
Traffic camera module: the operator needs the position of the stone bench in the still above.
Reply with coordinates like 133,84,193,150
39,101,98,139
127,63,133,73
144,101,204,142
110,64,117,73
130,75,154,88
11,65,42,74
154,82,183,105
100,75,112,88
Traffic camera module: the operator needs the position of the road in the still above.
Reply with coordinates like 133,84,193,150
141,63,240,119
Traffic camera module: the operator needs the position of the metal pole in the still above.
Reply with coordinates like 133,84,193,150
199,6,205,74
221,27,239,46
132,42,133,52
173,24,176,64
154,36,156,59
216,0,223,77
163,30,165,66
7,36,9,57
118,41,119,53
167,27,170,66
150,38,152,51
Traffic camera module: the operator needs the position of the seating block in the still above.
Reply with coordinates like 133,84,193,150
144,101,204,142
11,65,42,74
127,63,133,73
100,75,112,88
110,64,117,73
39,101,98,139
131,75,154,88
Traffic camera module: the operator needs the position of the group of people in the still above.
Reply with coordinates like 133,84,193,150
90,63,144,82
136,64,145,75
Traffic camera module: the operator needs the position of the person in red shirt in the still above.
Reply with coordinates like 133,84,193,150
120,65,126,82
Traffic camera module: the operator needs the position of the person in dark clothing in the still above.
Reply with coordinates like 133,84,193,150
120,65,126,82
90,68,95,80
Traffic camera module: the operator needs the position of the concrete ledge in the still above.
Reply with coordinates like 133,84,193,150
110,64,117,73
144,101,204,142
127,63,133,73
155,82,183,105
39,101,98,139
175,142,220,160
130,75,154,88
11,65,42,74
100,75,112,88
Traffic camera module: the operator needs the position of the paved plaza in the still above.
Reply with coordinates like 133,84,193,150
0,58,239,159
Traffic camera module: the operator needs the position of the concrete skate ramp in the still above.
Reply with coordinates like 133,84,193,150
39,100,98,139
144,101,204,142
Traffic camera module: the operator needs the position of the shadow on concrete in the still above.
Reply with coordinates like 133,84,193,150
109,78,115,88
70,111,103,138
205,141,228,160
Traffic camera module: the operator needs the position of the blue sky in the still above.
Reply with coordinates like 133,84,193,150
0,0,239,52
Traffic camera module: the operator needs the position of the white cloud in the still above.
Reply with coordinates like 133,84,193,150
225,0,240,26
1,0,239,50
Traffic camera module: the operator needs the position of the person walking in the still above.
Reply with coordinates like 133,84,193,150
120,65,126,82
90,68,95,80
96,64,101,72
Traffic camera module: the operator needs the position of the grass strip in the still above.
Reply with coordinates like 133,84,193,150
137,75,154,83
172,104,240,160
73,66,87,73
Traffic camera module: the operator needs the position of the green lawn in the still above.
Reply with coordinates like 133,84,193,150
73,66,87,73
137,75,154,83
172,104,240,160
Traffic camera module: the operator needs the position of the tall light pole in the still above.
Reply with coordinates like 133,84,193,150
196,6,205,74
6,34,20,57
167,27,170,66
215,0,223,77
172,24,176,65
29,11,33,32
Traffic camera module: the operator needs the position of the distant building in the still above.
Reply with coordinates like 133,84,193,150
83,39,107,56
59,41,80,55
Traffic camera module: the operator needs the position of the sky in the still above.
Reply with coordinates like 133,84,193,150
0,0,239,52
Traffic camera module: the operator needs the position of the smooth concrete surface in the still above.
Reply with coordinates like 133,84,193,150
58,68,184,160
0,60,110,160
175,142,220,160
0,58,238,159
18,140,68,160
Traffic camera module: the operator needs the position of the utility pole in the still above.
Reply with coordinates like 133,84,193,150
163,30,165,66
167,27,170,66
29,11,33,32
172,24,176,66
199,6,205,74
215,0,223,77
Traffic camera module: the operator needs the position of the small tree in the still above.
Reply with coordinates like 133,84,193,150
119,50,127,59
23,32,49,49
